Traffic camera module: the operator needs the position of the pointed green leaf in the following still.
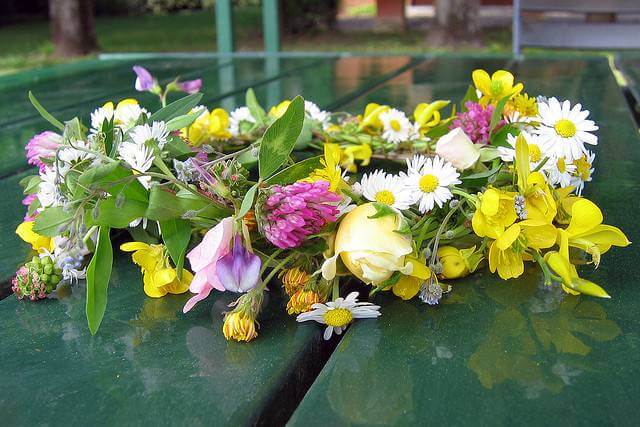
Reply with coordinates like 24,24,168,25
160,219,191,279
28,91,64,131
149,92,203,123
246,88,268,125
86,226,113,335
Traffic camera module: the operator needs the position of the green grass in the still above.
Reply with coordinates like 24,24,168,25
0,8,516,76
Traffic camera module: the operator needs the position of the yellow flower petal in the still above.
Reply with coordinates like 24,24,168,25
392,275,422,300
16,221,52,253
567,199,603,236
496,224,521,251
472,69,492,95
120,242,152,252
143,272,168,298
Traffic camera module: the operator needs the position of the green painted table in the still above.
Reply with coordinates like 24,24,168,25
2,54,639,426
289,57,640,426
616,54,640,116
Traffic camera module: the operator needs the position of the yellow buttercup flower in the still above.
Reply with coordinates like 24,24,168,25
506,93,538,118
472,188,518,240
358,103,389,132
208,108,232,140
15,221,54,253
413,100,450,134
302,143,345,192
392,257,432,300
120,242,192,298
223,311,258,342
437,246,484,279
269,100,291,119
181,107,210,146
472,69,523,105
515,135,556,223
545,230,610,298
561,198,630,266
488,219,556,280
340,143,372,173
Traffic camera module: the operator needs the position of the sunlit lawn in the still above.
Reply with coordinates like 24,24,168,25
0,8,512,76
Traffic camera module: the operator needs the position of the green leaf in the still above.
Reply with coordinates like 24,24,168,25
77,162,148,203
165,111,202,132
294,117,313,150
160,219,191,279
489,95,510,136
86,226,113,335
460,160,502,187
424,122,451,139
87,197,148,229
367,202,397,219
489,123,518,147
149,93,203,123
258,96,305,179
266,155,322,185
461,85,479,106
33,207,73,236
165,135,196,158
246,88,268,125
28,91,64,131
146,186,231,221
237,183,258,219
21,175,42,195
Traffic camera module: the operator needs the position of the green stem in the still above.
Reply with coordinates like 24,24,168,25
261,254,294,290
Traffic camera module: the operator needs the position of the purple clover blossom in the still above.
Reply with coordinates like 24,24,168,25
216,234,262,293
450,101,504,145
133,65,156,92
26,131,62,172
177,78,203,94
261,180,341,249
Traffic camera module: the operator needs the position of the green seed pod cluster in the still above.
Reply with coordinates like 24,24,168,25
12,255,62,300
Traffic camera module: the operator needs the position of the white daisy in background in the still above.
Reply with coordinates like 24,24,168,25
228,106,256,136
499,132,554,176
379,108,414,144
304,101,330,129
570,150,595,196
358,170,415,210
130,121,169,149
57,140,93,165
115,103,148,130
548,157,577,189
535,97,598,161
90,104,114,133
296,292,381,340
405,155,461,213
118,141,155,188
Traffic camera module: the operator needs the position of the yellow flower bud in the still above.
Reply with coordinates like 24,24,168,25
279,267,310,296
222,312,258,342
392,275,422,300
287,289,323,315
437,247,469,279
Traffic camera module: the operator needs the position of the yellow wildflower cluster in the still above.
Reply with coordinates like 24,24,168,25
181,107,232,146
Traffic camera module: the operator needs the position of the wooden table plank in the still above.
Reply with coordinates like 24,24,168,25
616,54,640,111
0,55,425,425
289,57,640,426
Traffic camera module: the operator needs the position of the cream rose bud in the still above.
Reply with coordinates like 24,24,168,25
321,203,413,286
435,128,480,171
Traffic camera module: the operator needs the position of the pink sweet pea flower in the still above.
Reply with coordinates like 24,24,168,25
177,78,203,94
183,216,234,313
26,131,62,172
133,65,156,92
22,194,37,221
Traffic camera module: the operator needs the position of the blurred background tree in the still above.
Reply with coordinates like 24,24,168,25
49,0,99,56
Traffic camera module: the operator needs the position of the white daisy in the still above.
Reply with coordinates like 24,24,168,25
296,291,381,340
57,140,93,165
37,167,64,208
379,108,413,144
118,141,155,188
499,132,554,176
228,106,256,136
570,150,595,196
130,121,169,149
358,169,414,210
405,155,461,213
535,97,598,161
90,104,114,133
304,101,330,129
115,103,148,130
547,156,576,189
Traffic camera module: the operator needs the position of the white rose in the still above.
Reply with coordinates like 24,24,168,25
435,128,480,171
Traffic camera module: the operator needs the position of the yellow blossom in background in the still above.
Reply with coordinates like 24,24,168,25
279,267,310,296
287,289,323,314
269,100,291,119
340,143,372,172
302,143,345,192
208,108,232,140
506,93,538,118
181,107,210,146
562,198,630,266
472,188,518,240
437,246,484,279
413,100,450,134
15,221,54,253
545,231,611,298
358,103,389,131
120,242,192,297
223,311,258,342
488,220,556,280
472,69,523,105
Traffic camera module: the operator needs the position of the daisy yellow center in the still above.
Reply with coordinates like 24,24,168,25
375,190,395,206
574,156,592,180
419,174,439,193
528,144,542,163
554,119,577,138
557,157,567,173
390,119,402,132
324,308,353,327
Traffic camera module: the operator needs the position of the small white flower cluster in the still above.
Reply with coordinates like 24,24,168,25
117,121,169,189
354,154,461,214
379,108,421,144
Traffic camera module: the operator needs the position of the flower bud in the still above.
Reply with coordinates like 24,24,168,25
435,128,480,171
222,312,258,342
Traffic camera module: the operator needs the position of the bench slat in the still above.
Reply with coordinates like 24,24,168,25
521,22,640,49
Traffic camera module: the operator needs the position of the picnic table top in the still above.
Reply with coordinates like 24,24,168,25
1,53,639,426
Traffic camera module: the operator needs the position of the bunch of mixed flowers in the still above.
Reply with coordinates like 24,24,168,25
14,66,630,341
